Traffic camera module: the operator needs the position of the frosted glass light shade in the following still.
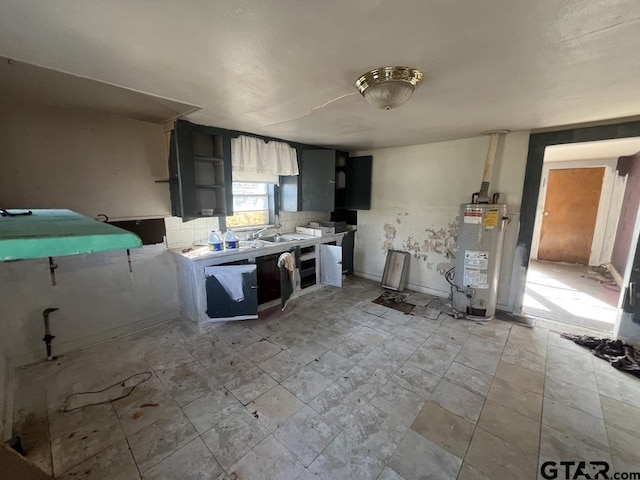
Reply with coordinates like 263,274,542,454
356,66,423,110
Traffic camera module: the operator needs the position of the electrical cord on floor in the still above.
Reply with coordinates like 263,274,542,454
61,371,153,412
444,267,466,318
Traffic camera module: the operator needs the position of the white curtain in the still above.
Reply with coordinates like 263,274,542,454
231,135,299,183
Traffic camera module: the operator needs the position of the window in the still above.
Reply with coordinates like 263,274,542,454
226,182,274,227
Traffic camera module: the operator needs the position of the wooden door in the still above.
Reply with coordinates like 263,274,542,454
538,167,604,264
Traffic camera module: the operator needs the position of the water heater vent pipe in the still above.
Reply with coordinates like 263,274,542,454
477,130,509,202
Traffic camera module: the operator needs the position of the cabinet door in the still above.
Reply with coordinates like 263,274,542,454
204,265,258,321
341,231,355,275
345,155,372,210
173,120,198,220
170,120,233,222
320,244,343,287
301,150,335,211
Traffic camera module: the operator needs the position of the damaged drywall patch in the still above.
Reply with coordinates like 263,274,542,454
381,212,458,270
382,222,397,253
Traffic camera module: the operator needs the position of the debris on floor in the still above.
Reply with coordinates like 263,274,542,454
581,265,620,292
372,291,444,318
561,333,640,377
61,372,152,412
372,291,415,313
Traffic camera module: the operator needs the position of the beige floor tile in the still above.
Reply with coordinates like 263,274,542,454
500,342,546,374
539,424,613,472
341,403,408,461
391,363,440,399
273,405,340,467
406,338,461,377
544,377,603,418
258,350,307,382
224,366,278,405
542,398,609,450
457,462,494,480
377,466,407,480
281,365,334,403
51,410,126,476
142,437,223,480
240,338,283,363
410,401,475,458
477,399,540,455
601,396,640,467
200,409,270,470
494,361,544,394
444,362,493,396
57,440,139,480
465,428,537,480
182,386,244,434
307,431,384,479
127,413,197,473
431,379,485,424
228,435,304,480
307,350,355,381
246,384,304,431
487,377,542,421
387,429,462,480
370,380,426,426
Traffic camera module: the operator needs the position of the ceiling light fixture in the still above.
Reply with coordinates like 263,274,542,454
356,66,424,110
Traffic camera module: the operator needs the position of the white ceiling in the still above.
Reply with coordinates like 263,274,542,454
1,0,640,150
544,137,640,162
0,58,198,123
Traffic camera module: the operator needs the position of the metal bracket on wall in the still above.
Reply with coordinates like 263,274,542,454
48,256,58,286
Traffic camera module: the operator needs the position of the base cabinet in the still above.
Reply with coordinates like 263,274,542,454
204,265,258,321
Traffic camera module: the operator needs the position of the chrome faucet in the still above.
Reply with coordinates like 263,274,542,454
248,227,270,240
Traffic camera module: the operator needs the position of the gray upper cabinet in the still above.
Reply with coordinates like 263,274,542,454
301,149,335,211
168,119,233,222
281,148,336,212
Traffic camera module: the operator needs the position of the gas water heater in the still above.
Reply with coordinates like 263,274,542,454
451,131,510,320
452,203,508,319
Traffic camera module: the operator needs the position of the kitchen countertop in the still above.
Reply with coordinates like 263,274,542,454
170,231,349,265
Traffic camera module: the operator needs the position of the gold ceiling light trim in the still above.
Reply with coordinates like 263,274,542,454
356,66,424,110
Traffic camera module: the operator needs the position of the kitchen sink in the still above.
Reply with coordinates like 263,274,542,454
260,235,297,243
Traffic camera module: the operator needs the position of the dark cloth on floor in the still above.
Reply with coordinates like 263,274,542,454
561,333,640,378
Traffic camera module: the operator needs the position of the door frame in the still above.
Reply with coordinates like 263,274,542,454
532,163,614,265
510,120,640,316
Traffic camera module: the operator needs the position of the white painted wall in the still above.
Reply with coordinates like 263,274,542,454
0,99,180,369
0,97,171,220
529,158,625,266
0,245,178,366
0,346,8,441
354,131,530,310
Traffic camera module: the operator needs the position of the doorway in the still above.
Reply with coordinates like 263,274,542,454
514,126,640,339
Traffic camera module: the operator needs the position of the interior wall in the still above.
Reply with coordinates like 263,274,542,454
529,158,621,266
0,98,180,367
0,97,171,220
354,131,530,310
0,245,178,366
611,153,640,277
0,345,8,441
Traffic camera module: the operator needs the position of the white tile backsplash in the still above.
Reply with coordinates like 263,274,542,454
164,217,221,249
279,211,330,233
164,212,328,248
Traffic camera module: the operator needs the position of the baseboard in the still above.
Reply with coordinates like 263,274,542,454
10,309,178,367
353,271,449,298
606,263,624,287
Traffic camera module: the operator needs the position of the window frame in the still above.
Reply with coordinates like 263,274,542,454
225,182,277,229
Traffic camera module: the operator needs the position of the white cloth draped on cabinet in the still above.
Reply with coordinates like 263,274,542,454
231,135,299,183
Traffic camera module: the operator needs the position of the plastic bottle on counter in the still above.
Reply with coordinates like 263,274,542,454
224,229,239,249
207,230,223,252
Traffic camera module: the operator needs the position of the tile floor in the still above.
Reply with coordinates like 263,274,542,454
524,260,620,331
11,277,640,479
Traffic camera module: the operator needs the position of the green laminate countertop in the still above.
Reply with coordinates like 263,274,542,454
0,209,142,261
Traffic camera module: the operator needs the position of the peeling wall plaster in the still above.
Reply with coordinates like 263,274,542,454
354,131,530,308
382,213,458,271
